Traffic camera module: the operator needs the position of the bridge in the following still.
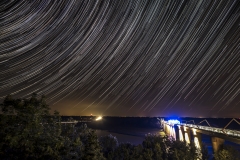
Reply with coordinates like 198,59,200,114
161,119,240,153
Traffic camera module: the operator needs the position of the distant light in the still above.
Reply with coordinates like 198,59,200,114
167,119,180,125
95,116,102,121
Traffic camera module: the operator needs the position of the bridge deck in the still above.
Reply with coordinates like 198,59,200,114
179,123,240,144
180,123,240,138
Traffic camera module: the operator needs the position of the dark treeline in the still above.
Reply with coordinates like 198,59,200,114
0,94,239,160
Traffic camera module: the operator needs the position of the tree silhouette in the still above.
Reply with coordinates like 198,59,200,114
0,94,64,159
83,130,105,160
214,145,240,160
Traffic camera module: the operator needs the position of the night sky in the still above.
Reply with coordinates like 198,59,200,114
0,0,240,117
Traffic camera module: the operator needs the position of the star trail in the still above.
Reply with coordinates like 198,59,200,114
0,0,240,117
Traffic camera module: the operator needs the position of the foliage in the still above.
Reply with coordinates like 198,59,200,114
0,94,104,160
103,134,202,160
142,134,163,160
111,142,135,160
0,94,64,159
60,122,85,159
83,130,105,160
99,134,118,158
214,145,240,160
166,138,201,160
169,141,198,160
131,144,144,160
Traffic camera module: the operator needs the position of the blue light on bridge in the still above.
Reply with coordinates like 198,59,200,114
167,119,180,125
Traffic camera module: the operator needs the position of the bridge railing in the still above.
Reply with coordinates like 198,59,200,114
180,123,240,138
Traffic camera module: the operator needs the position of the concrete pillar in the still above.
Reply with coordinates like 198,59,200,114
164,123,169,136
211,137,225,153
165,124,167,134
166,124,170,136
171,126,176,139
163,123,165,132
164,123,166,134
196,132,202,149
183,126,191,144
192,128,202,149
174,125,180,140
167,124,169,135
178,126,184,141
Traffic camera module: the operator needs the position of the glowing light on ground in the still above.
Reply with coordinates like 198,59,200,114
95,116,102,121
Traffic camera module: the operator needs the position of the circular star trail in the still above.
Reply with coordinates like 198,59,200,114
0,0,240,117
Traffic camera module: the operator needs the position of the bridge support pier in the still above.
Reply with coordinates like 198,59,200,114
176,126,183,141
166,124,169,135
192,129,202,149
163,123,170,136
172,126,176,139
162,122,177,139
178,126,184,141
163,123,166,134
212,137,224,153
183,126,191,144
